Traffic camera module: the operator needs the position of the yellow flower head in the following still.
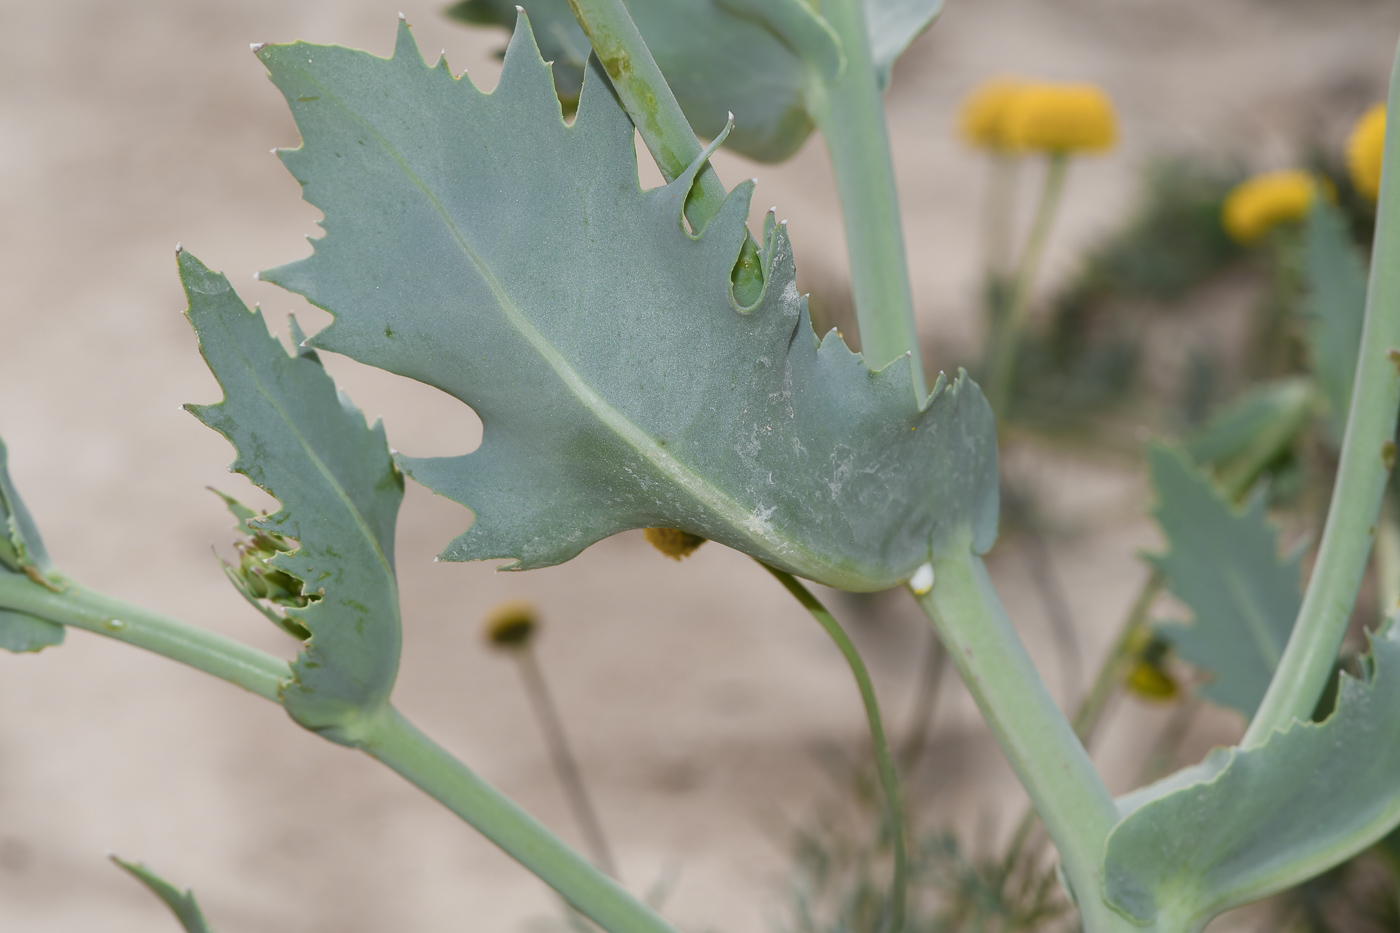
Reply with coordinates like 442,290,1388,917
1002,83,1118,154
1220,170,1320,244
959,78,1027,151
643,527,706,560
483,599,538,650
1347,104,1386,201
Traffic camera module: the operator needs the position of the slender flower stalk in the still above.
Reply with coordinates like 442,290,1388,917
763,563,908,933
484,600,619,879
982,153,1070,414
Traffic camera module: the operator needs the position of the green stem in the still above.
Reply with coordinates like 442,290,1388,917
983,154,1070,415
561,0,762,303
807,0,925,392
562,0,723,225
915,540,1130,931
0,573,677,932
1243,40,1400,747
998,568,1163,881
762,563,907,933
0,574,288,700
984,153,1021,282
362,706,678,933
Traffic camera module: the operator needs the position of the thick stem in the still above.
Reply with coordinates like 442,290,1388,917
361,707,680,933
808,0,925,392
914,541,1131,931
763,564,907,933
982,154,1070,415
1243,38,1400,747
516,646,619,878
0,574,288,700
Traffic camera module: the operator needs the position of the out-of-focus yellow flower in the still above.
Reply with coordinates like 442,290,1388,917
959,78,1027,151
483,599,538,650
1221,170,1320,244
1125,659,1179,702
1347,104,1386,201
644,527,706,560
1002,83,1118,154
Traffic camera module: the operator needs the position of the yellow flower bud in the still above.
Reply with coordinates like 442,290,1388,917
958,78,1027,151
1220,170,1320,244
483,599,538,650
1002,83,1117,154
643,527,706,560
1347,103,1386,201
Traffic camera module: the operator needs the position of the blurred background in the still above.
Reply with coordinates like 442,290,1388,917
3,0,1400,930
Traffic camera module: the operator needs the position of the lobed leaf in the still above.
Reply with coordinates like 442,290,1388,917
1104,621,1400,930
111,856,215,933
1146,444,1301,716
259,18,998,592
1302,200,1368,445
181,251,404,745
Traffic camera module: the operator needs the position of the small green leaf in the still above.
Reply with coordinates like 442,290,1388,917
446,0,842,162
259,20,998,592
0,435,54,578
0,609,64,653
1303,200,1368,444
1104,621,1400,929
865,0,944,90
1146,444,1301,716
1183,377,1316,497
180,251,405,746
111,856,214,933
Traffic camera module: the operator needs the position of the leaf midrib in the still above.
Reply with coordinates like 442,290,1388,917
291,61,838,571
209,302,399,606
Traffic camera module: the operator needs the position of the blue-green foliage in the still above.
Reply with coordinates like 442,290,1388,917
1147,445,1301,716
258,18,998,592
181,252,404,745
1105,620,1400,930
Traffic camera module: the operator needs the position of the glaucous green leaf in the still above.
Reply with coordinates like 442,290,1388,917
1146,444,1301,716
1104,620,1400,930
259,20,998,592
111,856,214,933
181,251,405,745
1303,200,1368,445
866,0,945,90
446,0,842,162
1183,377,1317,497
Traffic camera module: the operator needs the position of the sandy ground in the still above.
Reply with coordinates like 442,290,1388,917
3,0,1400,930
